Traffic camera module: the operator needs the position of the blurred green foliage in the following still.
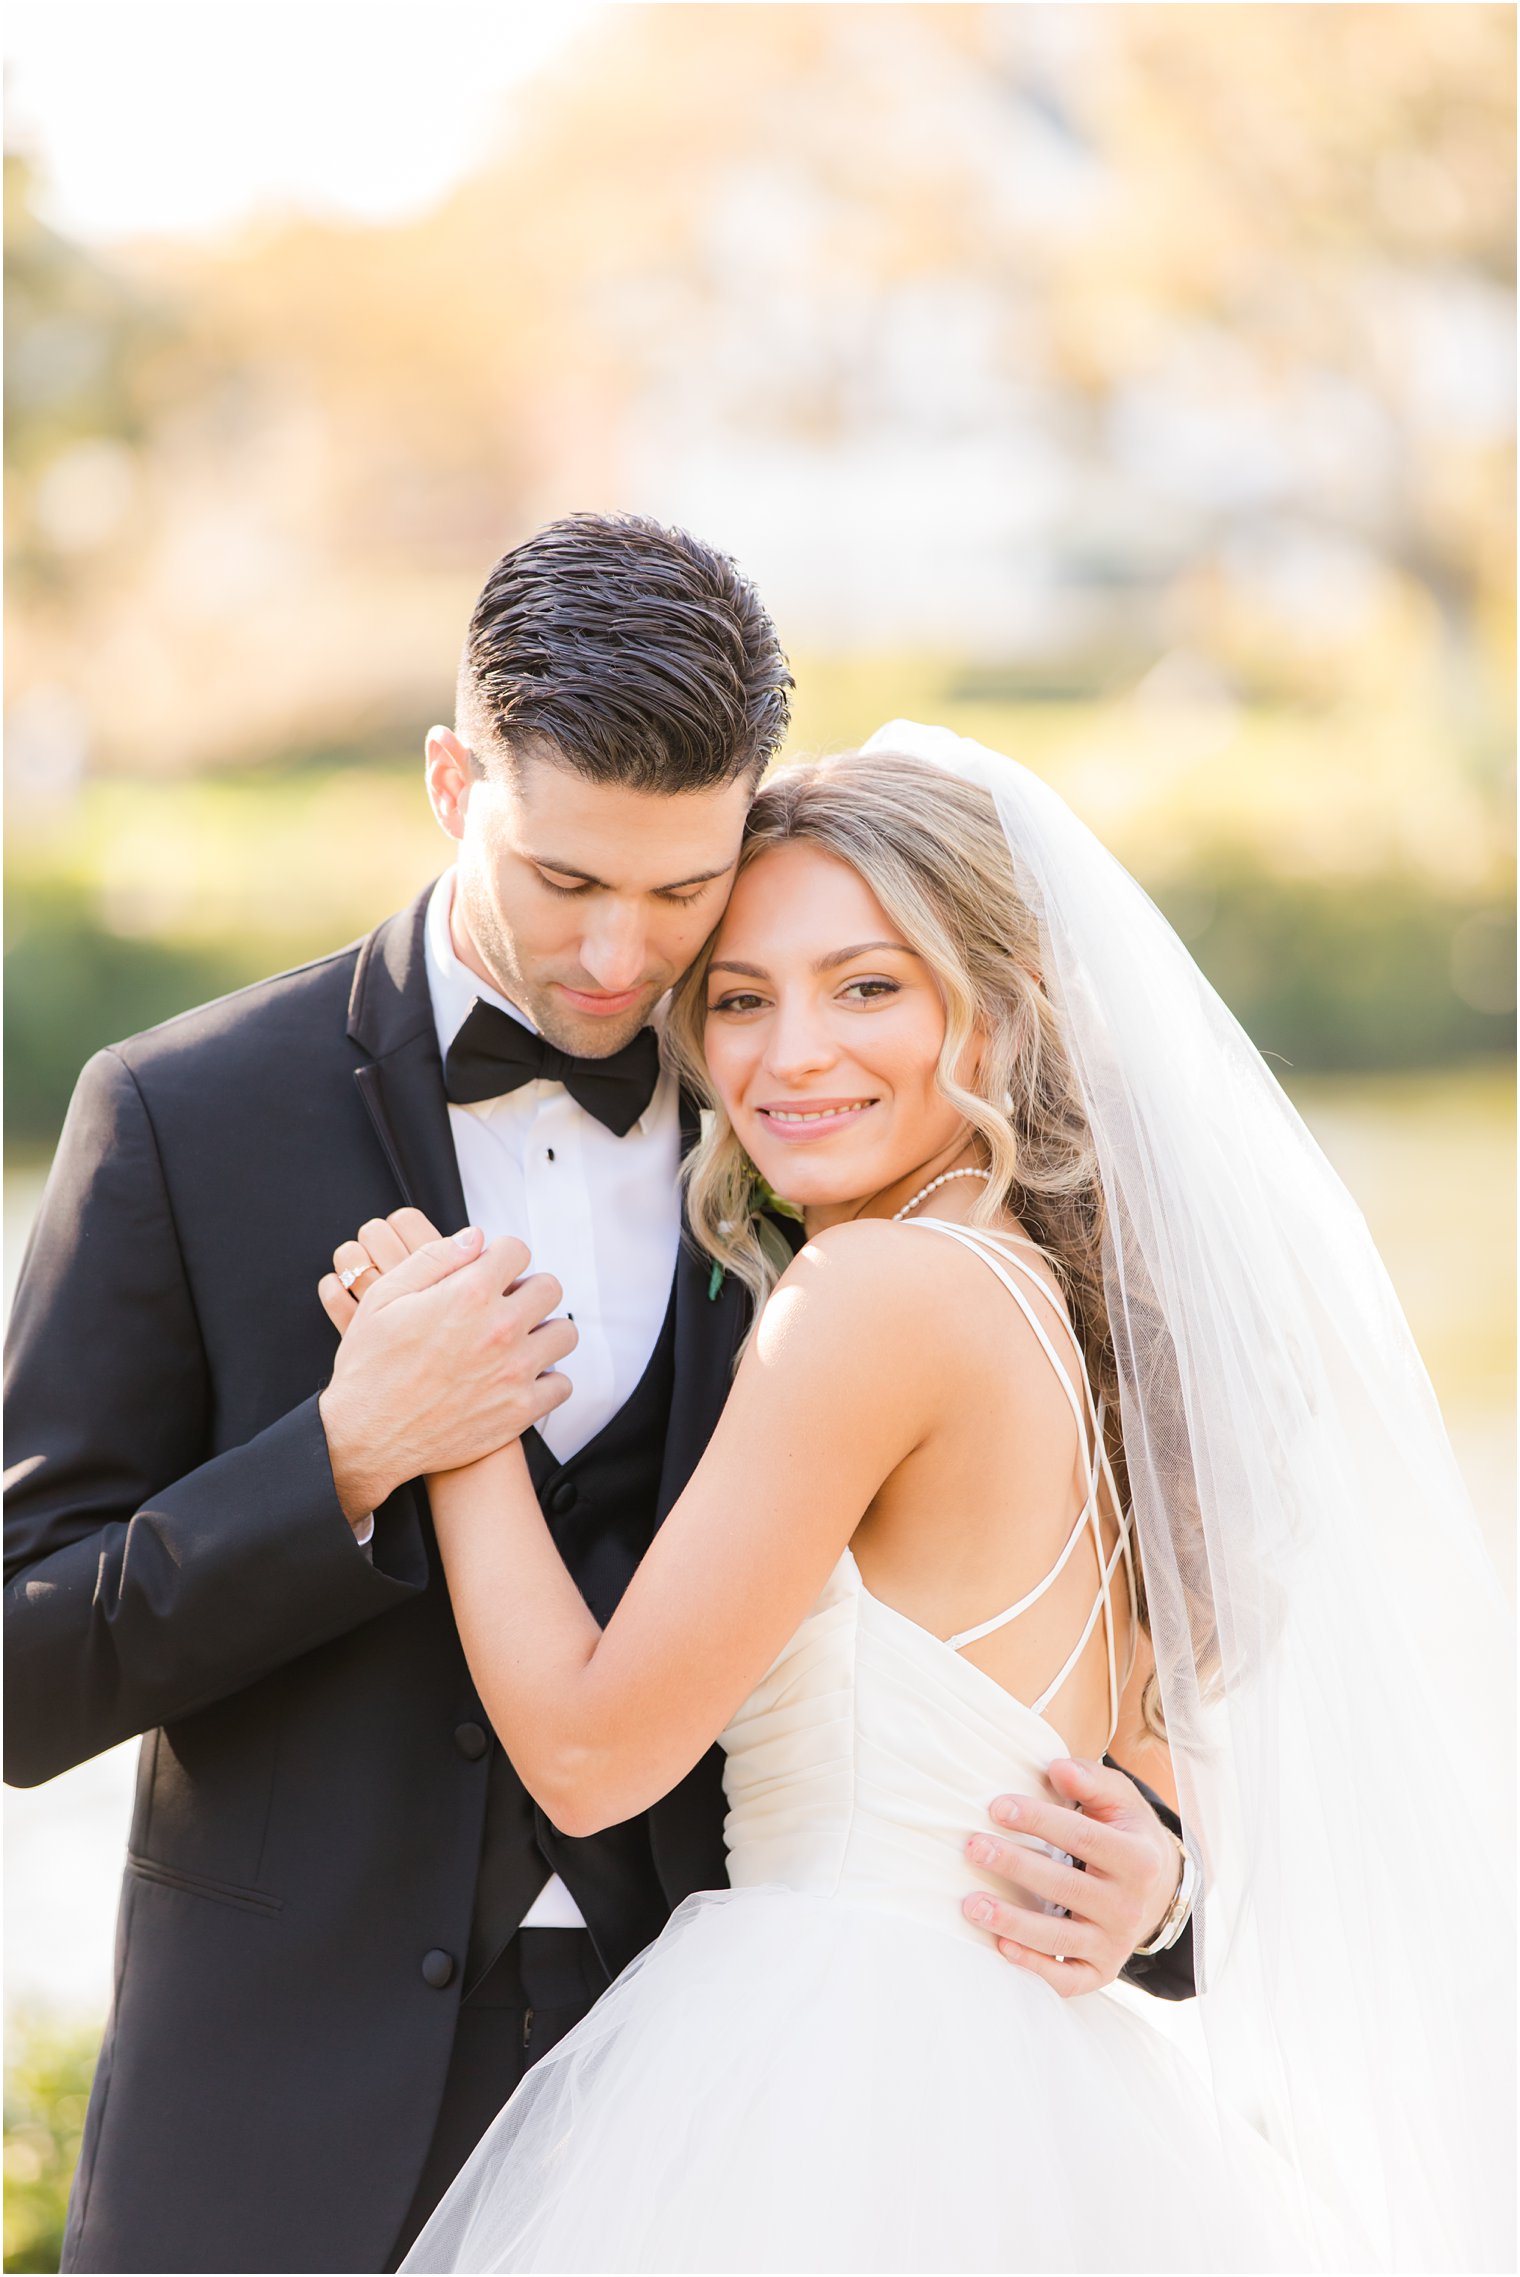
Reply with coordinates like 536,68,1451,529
5,878,254,1150
1151,861,1515,1076
3,2017,96,2274
5,765,1512,1156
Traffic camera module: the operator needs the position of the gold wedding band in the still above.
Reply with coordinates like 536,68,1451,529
337,1264,370,1292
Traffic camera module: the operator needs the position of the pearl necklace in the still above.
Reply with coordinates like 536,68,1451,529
890,1167,993,1223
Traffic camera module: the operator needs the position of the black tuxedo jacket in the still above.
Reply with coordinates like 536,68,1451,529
4,886,1192,2275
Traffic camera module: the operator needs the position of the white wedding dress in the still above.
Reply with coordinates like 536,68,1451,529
404,1225,1343,2274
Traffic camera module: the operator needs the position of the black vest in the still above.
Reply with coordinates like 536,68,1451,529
464,1268,680,1984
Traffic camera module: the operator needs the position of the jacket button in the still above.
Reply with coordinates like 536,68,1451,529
421,1949,455,1989
453,1721,488,1761
547,1479,578,1517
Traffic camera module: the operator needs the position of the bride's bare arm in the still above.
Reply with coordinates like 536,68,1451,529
423,1221,938,1836
321,1209,1192,1994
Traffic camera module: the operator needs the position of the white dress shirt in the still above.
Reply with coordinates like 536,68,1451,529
424,871,684,1929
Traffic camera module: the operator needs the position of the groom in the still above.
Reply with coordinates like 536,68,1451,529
5,514,1195,2276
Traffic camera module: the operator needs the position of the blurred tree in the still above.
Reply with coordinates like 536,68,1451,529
4,145,190,806
5,5,1513,776
4,147,176,585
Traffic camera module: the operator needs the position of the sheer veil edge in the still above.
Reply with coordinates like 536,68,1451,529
861,720,1514,2274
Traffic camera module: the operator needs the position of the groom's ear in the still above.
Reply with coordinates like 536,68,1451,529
425,726,476,841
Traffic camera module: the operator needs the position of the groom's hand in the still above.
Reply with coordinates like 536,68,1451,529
959,1756,1182,1996
317,1223,576,1523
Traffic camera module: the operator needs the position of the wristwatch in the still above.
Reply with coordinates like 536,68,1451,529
1131,1829,1200,1956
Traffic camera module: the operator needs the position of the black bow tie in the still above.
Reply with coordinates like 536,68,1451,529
443,1000,662,1137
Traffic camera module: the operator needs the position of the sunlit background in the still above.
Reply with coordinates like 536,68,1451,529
4,4,1514,2266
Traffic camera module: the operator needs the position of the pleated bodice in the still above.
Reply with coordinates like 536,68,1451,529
720,1548,1070,1949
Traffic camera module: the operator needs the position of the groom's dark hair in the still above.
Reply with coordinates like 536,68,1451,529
457,513,793,791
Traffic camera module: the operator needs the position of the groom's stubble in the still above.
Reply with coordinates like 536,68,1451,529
444,742,756,1061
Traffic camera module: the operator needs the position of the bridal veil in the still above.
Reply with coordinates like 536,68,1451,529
862,721,1514,2272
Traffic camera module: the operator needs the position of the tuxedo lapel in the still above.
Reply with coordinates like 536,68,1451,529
347,885,468,1236
655,1232,747,1521
347,932,776,1515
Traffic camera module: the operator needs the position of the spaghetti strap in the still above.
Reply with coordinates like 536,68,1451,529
899,1217,1139,1748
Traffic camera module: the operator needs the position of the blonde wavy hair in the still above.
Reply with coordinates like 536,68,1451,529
669,743,1094,1292
667,740,1125,1439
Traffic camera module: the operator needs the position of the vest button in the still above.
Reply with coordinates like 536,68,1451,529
453,1721,488,1761
421,1949,455,1989
547,1479,578,1517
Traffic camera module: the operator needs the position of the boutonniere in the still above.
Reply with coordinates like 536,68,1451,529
753,1176,803,1295
705,1176,804,1300
752,1174,804,1226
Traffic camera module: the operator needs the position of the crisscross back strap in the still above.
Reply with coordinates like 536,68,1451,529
902,1218,1138,1747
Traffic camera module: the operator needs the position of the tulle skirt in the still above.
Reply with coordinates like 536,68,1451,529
402,1885,1347,2274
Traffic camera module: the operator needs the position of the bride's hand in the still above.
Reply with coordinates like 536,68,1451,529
317,1207,449,1336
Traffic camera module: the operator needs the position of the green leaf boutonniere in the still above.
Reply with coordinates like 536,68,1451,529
752,1174,804,1225
704,1175,804,1301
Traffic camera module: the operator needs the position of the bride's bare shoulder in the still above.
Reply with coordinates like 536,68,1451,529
754,1216,1010,1371
786,1212,976,1282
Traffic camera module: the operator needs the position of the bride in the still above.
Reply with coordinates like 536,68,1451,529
326,726,1511,2273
